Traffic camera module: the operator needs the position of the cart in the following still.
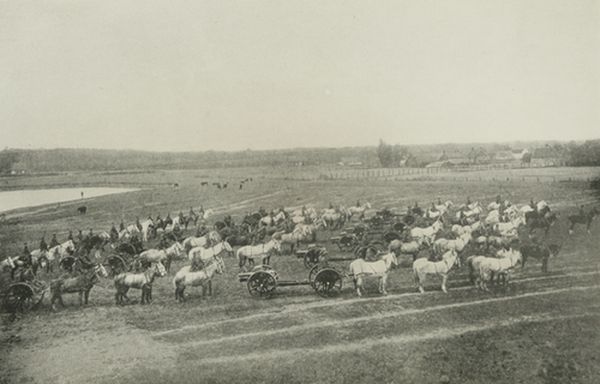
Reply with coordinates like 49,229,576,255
3,279,48,313
295,245,357,269
238,263,343,298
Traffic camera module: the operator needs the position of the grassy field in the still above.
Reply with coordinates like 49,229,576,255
1,166,599,384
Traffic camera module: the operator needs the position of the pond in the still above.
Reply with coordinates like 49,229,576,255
0,187,139,213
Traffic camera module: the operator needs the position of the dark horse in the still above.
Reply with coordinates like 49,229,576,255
521,243,561,273
525,207,557,236
568,207,599,234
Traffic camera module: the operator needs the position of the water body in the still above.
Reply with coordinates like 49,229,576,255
0,187,139,213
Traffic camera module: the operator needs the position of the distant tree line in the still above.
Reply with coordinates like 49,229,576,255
1,139,598,174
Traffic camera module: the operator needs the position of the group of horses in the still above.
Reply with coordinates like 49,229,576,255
2,196,597,310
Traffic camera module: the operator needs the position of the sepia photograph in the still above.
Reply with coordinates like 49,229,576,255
1,1,599,383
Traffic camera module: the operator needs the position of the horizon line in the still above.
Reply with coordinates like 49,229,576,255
2,137,598,154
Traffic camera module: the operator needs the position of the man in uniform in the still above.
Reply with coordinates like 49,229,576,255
110,223,119,242
136,217,142,231
67,230,74,241
39,236,48,252
50,234,59,248
120,220,125,232
77,230,84,243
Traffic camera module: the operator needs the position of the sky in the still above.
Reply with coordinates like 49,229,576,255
1,0,598,152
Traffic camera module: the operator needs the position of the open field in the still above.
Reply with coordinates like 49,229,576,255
1,166,599,384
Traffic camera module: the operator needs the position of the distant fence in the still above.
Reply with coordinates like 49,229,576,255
275,164,599,183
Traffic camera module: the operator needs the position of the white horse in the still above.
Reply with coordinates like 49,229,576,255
50,264,108,310
347,202,372,219
139,219,154,241
413,249,461,293
173,256,225,302
138,242,183,271
237,239,281,269
49,240,76,262
114,262,167,305
484,210,501,225
0,256,16,272
433,232,471,255
348,252,397,297
188,241,233,263
410,220,443,243
493,217,524,237
388,238,429,258
434,200,454,213
459,205,483,218
182,231,222,252
451,221,482,236
476,248,522,290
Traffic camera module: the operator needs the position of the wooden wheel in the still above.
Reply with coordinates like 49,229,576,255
3,283,35,313
308,264,322,284
312,268,342,297
108,255,128,275
59,256,76,272
339,235,357,251
247,270,277,298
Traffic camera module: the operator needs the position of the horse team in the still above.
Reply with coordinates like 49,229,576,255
3,195,597,310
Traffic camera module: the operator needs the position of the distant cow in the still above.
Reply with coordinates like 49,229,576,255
201,182,208,186
173,183,179,188
77,206,87,215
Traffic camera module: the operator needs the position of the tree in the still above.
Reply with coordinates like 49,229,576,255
377,139,395,167
0,150,20,174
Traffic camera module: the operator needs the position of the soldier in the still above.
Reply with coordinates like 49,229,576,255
165,213,173,226
13,243,33,280
49,233,59,248
119,220,125,232
136,217,142,231
110,223,119,241
77,230,84,243
579,205,586,217
356,200,361,207
87,228,94,238
39,236,48,252
179,211,185,225
67,230,74,241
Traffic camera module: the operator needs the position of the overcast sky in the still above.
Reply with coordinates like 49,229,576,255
1,1,598,151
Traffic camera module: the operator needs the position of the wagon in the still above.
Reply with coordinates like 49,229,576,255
296,245,358,269
2,279,47,313
238,263,343,298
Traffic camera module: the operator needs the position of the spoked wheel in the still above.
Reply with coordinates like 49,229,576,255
308,264,322,284
247,270,277,298
312,268,342,297
108,256,128,276
59,256,76,272
339,235,358,251
3,283,35,313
